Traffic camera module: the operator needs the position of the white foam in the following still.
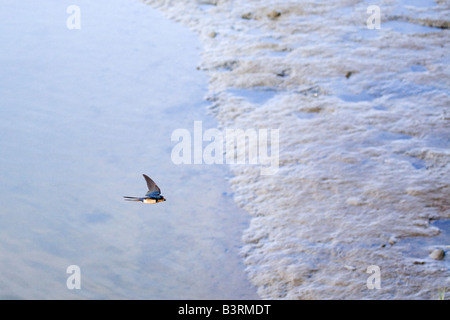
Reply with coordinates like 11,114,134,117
144,0,450,299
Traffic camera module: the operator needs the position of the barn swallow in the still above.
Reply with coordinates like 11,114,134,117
124,174,166,203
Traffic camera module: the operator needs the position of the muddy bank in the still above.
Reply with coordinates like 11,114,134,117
143,0,450,299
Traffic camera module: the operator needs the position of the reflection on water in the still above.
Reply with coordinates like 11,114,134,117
0,0,257,299
401,220,450,269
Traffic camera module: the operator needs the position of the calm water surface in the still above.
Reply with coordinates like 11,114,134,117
0,0,258,299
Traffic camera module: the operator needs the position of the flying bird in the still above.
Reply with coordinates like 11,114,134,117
124,174,166,203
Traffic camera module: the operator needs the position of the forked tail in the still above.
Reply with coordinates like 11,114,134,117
123,196,141,202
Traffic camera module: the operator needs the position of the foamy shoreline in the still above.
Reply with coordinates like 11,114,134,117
144,0,450,299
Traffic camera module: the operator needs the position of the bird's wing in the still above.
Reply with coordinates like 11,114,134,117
145,191,161,198
143,174,161,195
